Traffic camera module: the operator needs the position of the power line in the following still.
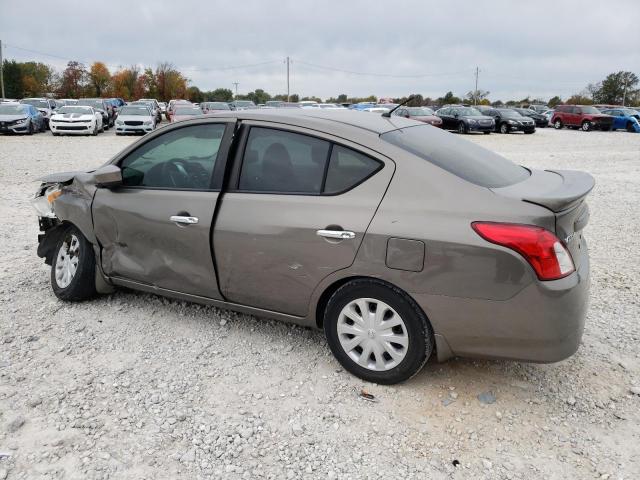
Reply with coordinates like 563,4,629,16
293,59,474,79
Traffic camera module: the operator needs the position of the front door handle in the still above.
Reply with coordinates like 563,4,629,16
316,229,356,240
170,215,199,225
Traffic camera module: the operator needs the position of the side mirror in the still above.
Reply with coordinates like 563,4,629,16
92,165,122,188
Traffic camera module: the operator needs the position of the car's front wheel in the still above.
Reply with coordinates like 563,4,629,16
324,279,434,385
457,122,467,134
499,122,509,134
51,225,97,301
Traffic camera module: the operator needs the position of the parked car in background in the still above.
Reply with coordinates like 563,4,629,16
230,100,257,110
362,107,391,114
135,99,162,123
551,105,613,131
393,106,443,127
77,99,112,129
171,106,204,122
349,102,377,111
158,102,167,114
483,108,536,134
59,99,79,106
115,105,156,135
600,108,640,132
0,103,45,134
265,100,285,108
299,101,320,109
318,103,345,109
436,106,495,134
31,109,594,385
512,108,548,128
527,104,549,114
20,98,57,129
50,105,103,136
201,102,231,113
167,100,192,119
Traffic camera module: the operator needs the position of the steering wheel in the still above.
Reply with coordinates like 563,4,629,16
162,159,190,188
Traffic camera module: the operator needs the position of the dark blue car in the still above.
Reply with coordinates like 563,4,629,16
601,108,640,132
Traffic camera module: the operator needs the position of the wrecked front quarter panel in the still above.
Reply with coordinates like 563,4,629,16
51,172,99,244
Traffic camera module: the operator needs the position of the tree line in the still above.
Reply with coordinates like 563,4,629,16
2,59,638,107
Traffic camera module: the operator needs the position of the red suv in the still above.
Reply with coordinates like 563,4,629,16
551,105,613,131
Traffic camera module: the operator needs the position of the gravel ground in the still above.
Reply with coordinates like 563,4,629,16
1,125,639,480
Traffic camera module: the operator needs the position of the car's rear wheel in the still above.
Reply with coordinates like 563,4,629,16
554,119,563,129
324,279,434,385
499,122,509,134
51,225,97,301
581,121,592,132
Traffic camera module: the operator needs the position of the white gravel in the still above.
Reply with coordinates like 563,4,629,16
1,126,639,479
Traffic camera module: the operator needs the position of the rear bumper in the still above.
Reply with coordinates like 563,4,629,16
416,239,590,363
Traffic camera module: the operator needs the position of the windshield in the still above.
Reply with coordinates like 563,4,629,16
120,106,151,116
497,109,523,118
21,99,48,108
0,104,26,115
407,107,435,116
580,106,601,114
77,100,103,109
58,106,92,115
453,107,483,116
381,125,530,188
175,108,203,115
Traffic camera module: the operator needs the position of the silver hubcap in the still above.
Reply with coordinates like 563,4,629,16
582,122,590,131
55,234,80,288
555,121,561,128
337,298,409,371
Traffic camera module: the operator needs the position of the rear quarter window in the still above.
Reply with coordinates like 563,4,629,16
380,125,530,188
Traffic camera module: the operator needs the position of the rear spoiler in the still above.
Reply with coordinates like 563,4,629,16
492,169,595,213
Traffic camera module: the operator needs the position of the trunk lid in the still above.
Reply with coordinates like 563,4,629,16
492,169,595,268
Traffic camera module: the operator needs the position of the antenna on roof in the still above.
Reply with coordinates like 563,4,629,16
382,95,416,118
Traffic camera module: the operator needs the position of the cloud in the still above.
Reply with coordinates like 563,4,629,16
2,0,639,100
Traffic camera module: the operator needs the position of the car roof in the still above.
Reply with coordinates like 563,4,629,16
206,108,418,135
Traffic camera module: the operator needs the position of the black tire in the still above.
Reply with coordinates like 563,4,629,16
499,122,509,134
553,119,563,129
50,225,97,302
324,279,434,385
457,122,467,134
27,122,34,135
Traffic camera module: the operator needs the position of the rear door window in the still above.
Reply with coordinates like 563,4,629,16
239,127,330,193
324,146,382,194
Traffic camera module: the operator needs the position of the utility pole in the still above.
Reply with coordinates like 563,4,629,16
474,66,479,105
622,78,627,106
232,82,239,98
0,40,5,100
286,56,290,102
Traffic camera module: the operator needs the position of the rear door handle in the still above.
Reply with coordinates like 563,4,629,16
316,229,356,240
170,215,199,225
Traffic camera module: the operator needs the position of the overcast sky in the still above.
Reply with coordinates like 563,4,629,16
2,0,639,101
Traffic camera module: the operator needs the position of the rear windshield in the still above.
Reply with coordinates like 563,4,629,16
380,125,530,188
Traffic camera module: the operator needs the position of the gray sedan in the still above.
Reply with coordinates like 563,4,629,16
31,110,593,384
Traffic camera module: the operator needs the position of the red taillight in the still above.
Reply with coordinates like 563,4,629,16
472,222,575,281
